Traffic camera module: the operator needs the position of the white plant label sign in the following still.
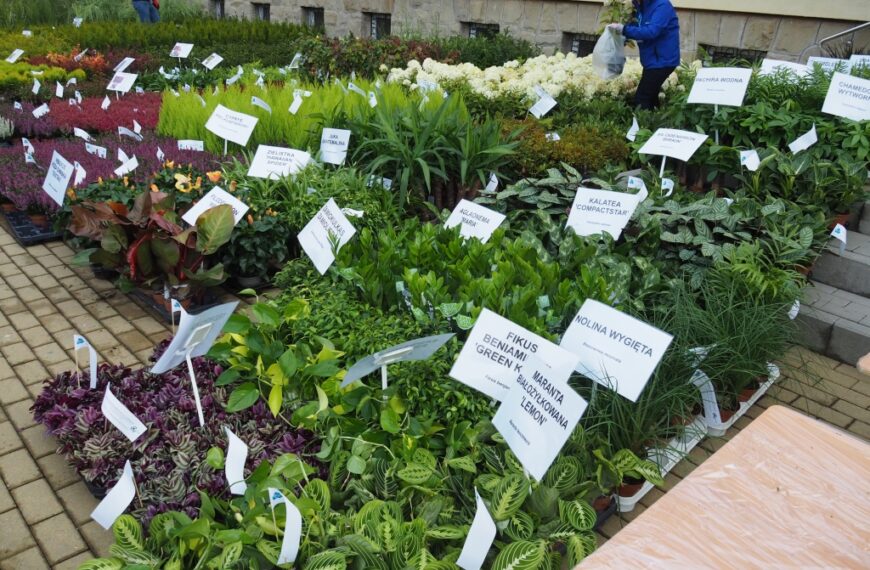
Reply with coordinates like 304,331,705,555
626,116,639,141
32,103,49,118
247,145,312,179
449,308,565,402
113,156,139,177
90,460,136,530
182,186,249,226
205,104,258,147
202,52,223,70
102,385,147,442
638,128,708,162
170,43,194,58
560,299,673,402
113,57,134,73
177,139,205,151
225,428,248,495
107,71,137,93
759,59,808,79
85,143,107,159
687,67,752,107
739,149,760,171
5,48,24,63
341,333,455,387
565,188,639,241
456,490,496,570
529,85,557,118
492,350,586,481
297,198,357,274
822,72,870,122
319,128,351,165
788,124,817,154
807,57,851,73
267,488,302,564
42,151,74,206
444,199,506,243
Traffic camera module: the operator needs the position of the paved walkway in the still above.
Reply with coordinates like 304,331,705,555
0,223,868,567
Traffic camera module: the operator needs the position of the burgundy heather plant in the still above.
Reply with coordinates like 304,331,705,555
31,341,319,523
0,133,224,211
6,93,162,138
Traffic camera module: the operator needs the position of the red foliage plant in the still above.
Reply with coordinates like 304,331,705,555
59,92,161,134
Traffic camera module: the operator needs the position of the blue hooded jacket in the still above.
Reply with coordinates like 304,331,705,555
622,0,680,69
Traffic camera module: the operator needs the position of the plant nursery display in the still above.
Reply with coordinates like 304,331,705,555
0,14,865,570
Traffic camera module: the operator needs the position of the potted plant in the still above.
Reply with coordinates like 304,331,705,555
220,211,291,289
31,341,319,521
26,202,51,228
68,190,235,315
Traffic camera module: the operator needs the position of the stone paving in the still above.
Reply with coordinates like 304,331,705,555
0,222,868,567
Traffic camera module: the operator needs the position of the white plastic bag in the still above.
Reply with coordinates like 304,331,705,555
593,28,626,80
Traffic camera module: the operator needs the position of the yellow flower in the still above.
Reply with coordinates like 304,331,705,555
66,189,76,200
229,180,238,193
246,214,254,225
194,176,202,189
174,173,192,193
165,160,175,169
206,171,221,183
150,183,159,192
123,176,129,187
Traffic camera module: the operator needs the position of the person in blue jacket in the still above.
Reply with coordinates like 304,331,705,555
609,0,680,109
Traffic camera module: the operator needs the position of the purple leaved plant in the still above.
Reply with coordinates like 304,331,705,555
0,132,224,211
32,340,320,524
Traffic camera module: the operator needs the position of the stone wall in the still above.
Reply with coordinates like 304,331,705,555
216,0,870,62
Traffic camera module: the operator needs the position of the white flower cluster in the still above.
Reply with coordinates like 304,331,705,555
387,53,679,102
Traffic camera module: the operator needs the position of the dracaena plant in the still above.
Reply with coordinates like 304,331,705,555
69,190,235,294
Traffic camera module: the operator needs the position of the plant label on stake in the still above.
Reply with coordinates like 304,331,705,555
560,299,673,402
90,460,136,530
297,198,357,274
107,71,137,94
565,188,640,241
21,138,34,154
251,96,272,114
201,52,223,70
788,124,817,154
788,299,800,320
225,427,248,495
73,127,92,142
822,72,870,122
689,369,721,424
31,78,40,94
85,142,107,159
484,172,498,193
492,350,586,481
661,178,675,197
831,223,847,255
739,149,760,172
687,67,752,107
638,128,708,174
42,151,74,206
450,308,567,401
627,176,648,202
340,333,455,390
101,95,110,110
177,139,204,151
55,81,63,98
32,103,49,118
113,156,139,177
759,58,808,79
247,145,312,179
807,56,851,74
102,384,147,442
5,48,24,63
444,199,506,243
113,57,135,73
170,42,194,59
182,186,249,226
205,104,258,152
456,489,496,570
117,147,130,164
73,161,86,186
529,85,557,118
267,488,302,564
73,334,98,389
117,126,142,141
150,301,239,426
626,116,639,141
289,52,303,69
319,128,351,165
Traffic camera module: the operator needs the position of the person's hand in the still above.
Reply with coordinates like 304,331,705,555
607,23,624,34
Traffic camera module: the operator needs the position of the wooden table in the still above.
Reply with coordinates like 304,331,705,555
578,405,870,569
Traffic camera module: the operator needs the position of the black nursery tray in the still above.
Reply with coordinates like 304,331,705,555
129,287,223,325
2,211,64,246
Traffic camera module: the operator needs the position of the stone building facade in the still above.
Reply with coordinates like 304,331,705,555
208,0,870,62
